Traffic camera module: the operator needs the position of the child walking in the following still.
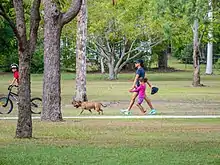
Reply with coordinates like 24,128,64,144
144,79,156,115
129,77,148,114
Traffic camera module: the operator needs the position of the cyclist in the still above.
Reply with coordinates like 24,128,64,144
10,63,19,86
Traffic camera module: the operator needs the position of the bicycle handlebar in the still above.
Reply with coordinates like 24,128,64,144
8,85,18,91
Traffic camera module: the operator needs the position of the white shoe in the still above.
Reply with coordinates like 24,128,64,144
124,111,132,115
120,109,131,115
120,109,128,113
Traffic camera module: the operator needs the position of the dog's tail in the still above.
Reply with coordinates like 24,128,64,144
101,103,107,107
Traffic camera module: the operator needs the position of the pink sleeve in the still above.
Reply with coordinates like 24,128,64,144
131,86,141,92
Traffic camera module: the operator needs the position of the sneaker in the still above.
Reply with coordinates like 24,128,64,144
124,111,132,115
148,109,156,115
120,109,131,115
120,109,128,114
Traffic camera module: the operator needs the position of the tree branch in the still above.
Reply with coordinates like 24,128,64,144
114,38,128,72
94,40,111,56
94,43,110,60
117,51,142,73
124,39,137,61
61,0,82,26
29,0,41,56
87,45,100,55
149,39,164,47
117,39,164,73
128,39,137,53
88,40,110,60
105,35,112,53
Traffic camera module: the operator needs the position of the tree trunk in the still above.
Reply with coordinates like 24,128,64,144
108,55,116,80
11,0,32,138
205,0,213,75
158,49,168,69
100,57,105,74
192,19,201,87
16,47,32,138
108,63,115,80
42,0,62,121
11,0,40,138
206,42,213,74
42,0,81,121
75,0,87,102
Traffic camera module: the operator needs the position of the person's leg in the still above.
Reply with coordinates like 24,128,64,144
144,96,156,114
136,104,146,114
144,96,154,109
136,97,146,114
127,92,138,111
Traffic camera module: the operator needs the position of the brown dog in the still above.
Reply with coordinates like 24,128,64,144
72,100,106,115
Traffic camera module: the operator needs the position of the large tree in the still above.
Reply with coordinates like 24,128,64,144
87,0,164,79
191,0,208,86
0,0,41,138
155,0,209,86
74,0,88,102
41,0,82,121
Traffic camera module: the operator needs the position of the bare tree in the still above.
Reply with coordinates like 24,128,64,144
88,36,162,80
75,0,88,102
42,0,82,121
0,0,41,138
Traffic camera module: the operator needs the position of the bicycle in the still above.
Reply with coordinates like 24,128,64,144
0,85,42,114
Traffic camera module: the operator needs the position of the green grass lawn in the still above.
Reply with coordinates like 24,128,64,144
0,60,220,165
0,71,220,116
1,119,220,165
1,64,220,116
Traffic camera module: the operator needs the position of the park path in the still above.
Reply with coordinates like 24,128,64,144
1,115,220,120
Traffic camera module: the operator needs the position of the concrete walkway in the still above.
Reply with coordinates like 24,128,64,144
1,115,220,120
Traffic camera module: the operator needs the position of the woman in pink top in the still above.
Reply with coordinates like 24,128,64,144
129,77,148,114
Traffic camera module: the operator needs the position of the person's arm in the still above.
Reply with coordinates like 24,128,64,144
10,78,16,86
129,86,141,92
146,81,152,88
131,74,139,90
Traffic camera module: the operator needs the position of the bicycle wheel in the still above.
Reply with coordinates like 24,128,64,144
0,97,13,114
31,97,42,114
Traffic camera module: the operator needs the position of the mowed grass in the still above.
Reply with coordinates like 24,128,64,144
0,61,220,165
1,64,220,116
0,119,220,165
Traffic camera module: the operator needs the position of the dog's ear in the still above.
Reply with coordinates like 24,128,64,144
78,101,82,104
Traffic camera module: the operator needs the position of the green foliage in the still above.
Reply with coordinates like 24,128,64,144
0,19,18,71
216,58,220,69
31,43,44,73
174,44,193,63
1,0,220,72
61,44,76,71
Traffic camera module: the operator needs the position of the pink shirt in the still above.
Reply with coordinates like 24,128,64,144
131,84,146,98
